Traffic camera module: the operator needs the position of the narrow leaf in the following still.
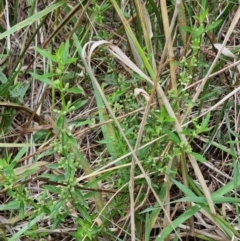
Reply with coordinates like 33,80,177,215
156,205,200,241
35,47,57,62
190,152,207,163
0,1,65,39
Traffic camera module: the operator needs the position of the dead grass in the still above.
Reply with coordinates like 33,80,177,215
0,1,240,241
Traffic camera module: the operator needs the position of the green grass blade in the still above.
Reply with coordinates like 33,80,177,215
156,205,200,241
169,196,240,204
212,178,240,197
0,1,65,40
8,213,45,241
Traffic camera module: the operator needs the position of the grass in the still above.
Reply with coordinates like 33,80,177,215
0,0,240,240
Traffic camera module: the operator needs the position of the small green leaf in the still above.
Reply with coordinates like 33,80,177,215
46,163,59,169
164,129,180,144
49,200,64,219
66,135,78,146
39,174,65,182
62,58,78,65
190,152,207,163
9,82,30,102
0,201,21,211
140,206,160,214
76,204,91,222
67,87,83,94
0,72,8,83
170,177,196,197
42,205,51,214
125,126,135,136
201,112,211,129
74,188,89,209
43,185,61,194
30,72,57,80
180,129,193,136
180,26,194,33
227,140,240,144
30,72,56,88
56,115,65,127
69,99,88,111
62,40,69,61
206,20,222,32
62,72,75,80
193,26,204,38
21,167,39,177
74,119,94,128
19,201,24,220
35,47,57,62
164,117,175,123
199,9,209,23
145,212,150,241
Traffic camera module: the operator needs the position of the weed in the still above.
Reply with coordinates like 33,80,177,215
0,0,240,240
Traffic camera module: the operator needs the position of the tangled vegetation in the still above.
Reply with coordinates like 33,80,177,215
0,0,240,240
